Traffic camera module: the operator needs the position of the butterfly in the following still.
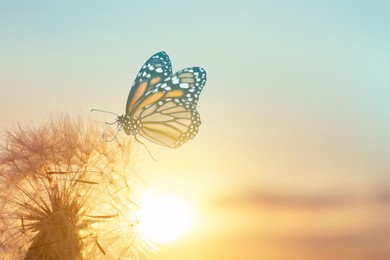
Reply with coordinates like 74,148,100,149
116,51,207,148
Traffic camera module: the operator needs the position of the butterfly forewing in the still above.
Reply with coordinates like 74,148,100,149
126,51,172,113
155,67,206,105
131,67,207,118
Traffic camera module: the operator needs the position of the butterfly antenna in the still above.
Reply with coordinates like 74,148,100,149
91,109,119,117
135,135,157,161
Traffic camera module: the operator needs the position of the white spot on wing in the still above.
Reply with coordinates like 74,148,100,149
172,76,179,84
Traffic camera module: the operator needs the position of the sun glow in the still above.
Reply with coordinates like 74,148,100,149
136,193,196,243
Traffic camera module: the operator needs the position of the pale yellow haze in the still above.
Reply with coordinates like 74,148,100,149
1,0,390,259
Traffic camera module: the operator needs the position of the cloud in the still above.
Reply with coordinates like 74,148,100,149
214,188,390,209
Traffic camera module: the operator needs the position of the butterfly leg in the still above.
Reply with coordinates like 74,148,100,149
135,135,157,161
105,118,117,125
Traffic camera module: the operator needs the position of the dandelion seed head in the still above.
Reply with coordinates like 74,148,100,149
0,114,147,259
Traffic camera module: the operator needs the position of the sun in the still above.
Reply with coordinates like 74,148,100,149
136,193,196,243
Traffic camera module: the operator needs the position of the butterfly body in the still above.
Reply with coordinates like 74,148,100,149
117,51,206,148
117,115,141,136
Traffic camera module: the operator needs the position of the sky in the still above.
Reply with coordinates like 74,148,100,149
1,1,390,259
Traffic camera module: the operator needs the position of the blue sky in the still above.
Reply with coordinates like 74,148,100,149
1,1,390,195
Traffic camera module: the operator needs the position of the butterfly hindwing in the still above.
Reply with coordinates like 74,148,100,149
137,99,201,148
126,51,172,113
